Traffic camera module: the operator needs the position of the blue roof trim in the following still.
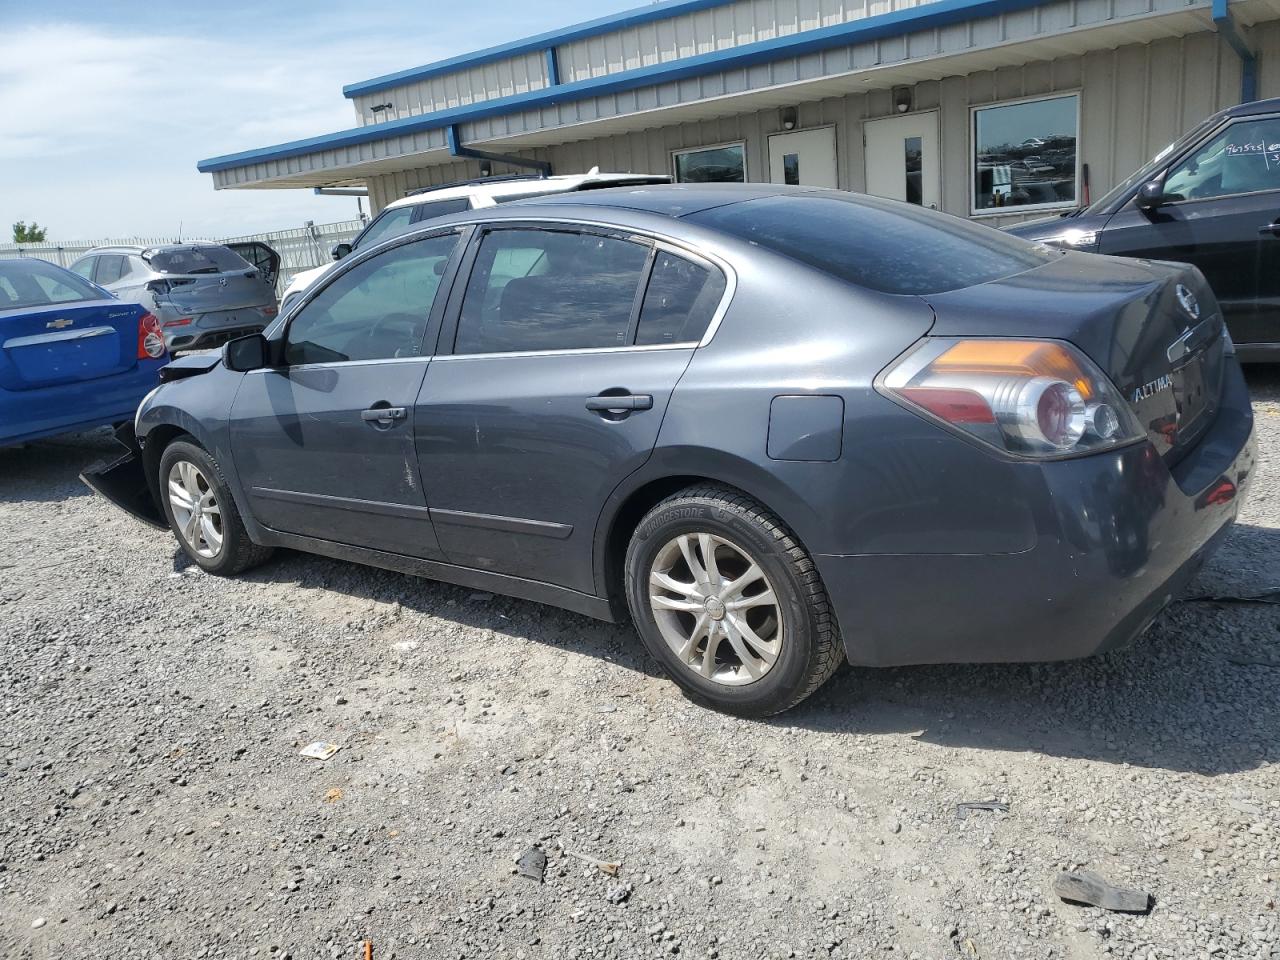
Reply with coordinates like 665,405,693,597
341,0,737,99
200,0,1051,174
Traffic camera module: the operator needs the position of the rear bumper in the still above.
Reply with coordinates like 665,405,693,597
168,323,266,352
818,357,1257,668
0,361,163,446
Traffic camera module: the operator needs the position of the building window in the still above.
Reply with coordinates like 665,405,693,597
673,143,746,183
972,94,1079,215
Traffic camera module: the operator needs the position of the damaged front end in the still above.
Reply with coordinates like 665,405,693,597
80,422,166,530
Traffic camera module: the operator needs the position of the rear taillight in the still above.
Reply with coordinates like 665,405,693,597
137,312,167,359
262,304,278,317
162,318,193,328
878,338,1144,459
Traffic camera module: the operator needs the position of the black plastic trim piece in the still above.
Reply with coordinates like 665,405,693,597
429,507,574,539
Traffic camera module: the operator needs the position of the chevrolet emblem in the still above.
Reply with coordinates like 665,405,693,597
46,318,74,330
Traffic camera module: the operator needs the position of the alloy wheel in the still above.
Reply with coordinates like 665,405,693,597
647,532,783,686
167,460,224,559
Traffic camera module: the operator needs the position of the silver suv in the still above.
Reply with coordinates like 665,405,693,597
71,244,278,351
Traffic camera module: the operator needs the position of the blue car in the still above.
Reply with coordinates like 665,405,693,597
1,258,167,446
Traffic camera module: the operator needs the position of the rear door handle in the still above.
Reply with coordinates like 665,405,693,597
585,394,653,412
361,405,407,423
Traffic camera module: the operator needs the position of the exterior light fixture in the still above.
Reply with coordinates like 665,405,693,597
893,86,913,113
780,107,798,130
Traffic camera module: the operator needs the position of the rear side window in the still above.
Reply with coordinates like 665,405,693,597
635,252,726,345
689,194,1055,295
93,255,128,285
454,229,651,354
147,246,249,275
70,258,95,280
0,260,103,309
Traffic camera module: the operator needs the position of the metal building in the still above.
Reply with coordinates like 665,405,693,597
197,0,1280,224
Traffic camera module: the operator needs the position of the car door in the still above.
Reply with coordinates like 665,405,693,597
229,229,465,559
1097,113,1280,346
92,254,129,292
415,223,728,594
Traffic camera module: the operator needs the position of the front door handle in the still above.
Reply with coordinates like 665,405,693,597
1258,221,1280,237
361,405,407,424
585,394,653,412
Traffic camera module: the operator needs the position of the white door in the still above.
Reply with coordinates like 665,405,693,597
768,127,838,188
864,112,940,209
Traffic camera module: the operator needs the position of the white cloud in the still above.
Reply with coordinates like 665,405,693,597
0,21,444,238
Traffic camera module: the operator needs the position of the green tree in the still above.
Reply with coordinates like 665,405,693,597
12,221,47,243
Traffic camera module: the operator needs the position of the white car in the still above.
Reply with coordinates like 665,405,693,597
278,169,671,316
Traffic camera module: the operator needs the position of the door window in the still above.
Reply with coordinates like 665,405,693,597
284,233,459,365
353,206,421,252
635,252,726,345
93,255,128,285
454,229,651,354
1164,117,1280,202
70,258,95,280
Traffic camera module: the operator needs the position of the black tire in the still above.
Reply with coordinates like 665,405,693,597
157,438,273,576
624,484,843,717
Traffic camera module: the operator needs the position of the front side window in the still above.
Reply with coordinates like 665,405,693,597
674,143,746,184
972,94,1078,214
284,233,459,365
454,229,651,355
1163,117,1280,202
635,252,726,345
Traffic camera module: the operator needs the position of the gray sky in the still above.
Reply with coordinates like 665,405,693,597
0,0,634,242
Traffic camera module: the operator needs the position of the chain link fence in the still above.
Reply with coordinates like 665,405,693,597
0,219,366,293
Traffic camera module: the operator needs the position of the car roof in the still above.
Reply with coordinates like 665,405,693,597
82,242,231,258
502,182,822,218
382,170,670,211
1223,95,1280,118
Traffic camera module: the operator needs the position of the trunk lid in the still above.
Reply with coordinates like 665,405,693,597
152,272,276,315
923,252,1225,465
0,300,146,391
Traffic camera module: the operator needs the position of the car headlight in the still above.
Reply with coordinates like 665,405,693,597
1033,229,1099,251
877,338,1145,459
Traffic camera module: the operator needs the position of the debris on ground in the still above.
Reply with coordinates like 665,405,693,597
1183,588,1280,605
605,881,633,903
1052,870,1152,913
323,788,343,802
561,844,620,876
955,801,1010,820
515,847,547,882
299,741,341,760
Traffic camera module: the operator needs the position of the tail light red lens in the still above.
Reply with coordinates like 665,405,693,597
878,338,1143,459
137,312,167,359
262,304,278,317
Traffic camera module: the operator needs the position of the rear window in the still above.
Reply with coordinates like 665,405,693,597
688,194,1056,295
0,259,103,310
146,245,250,276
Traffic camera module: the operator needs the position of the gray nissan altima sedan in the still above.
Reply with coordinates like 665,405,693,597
83,185,1257,716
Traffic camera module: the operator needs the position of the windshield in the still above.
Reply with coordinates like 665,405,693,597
1084,116,1220,214
690,193,1056,295
0,259,104,310
147,245,251,275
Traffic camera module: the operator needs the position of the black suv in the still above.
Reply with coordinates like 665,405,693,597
1006,97,1280,362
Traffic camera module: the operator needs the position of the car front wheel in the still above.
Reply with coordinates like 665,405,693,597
624,485,843,717
158,439,272,576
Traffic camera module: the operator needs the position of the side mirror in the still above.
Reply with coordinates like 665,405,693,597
331,242,352,261
1135,181,1167,211
224,333,269,372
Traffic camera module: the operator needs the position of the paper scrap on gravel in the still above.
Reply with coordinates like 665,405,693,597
299,742,341,761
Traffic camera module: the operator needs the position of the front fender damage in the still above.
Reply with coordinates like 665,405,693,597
80,423,166,530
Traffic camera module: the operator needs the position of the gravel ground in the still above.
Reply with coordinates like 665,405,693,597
2,370,1278,960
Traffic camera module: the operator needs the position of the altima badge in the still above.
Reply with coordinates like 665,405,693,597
1131,374,1172,403
1175,283,1201,320
46,318,74,330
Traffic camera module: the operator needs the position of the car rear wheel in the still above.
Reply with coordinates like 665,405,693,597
624,485,843,717
158,439,272,576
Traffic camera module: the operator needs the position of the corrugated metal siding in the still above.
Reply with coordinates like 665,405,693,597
555,0,939,84
351,50,550,126
365,22,1280,222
